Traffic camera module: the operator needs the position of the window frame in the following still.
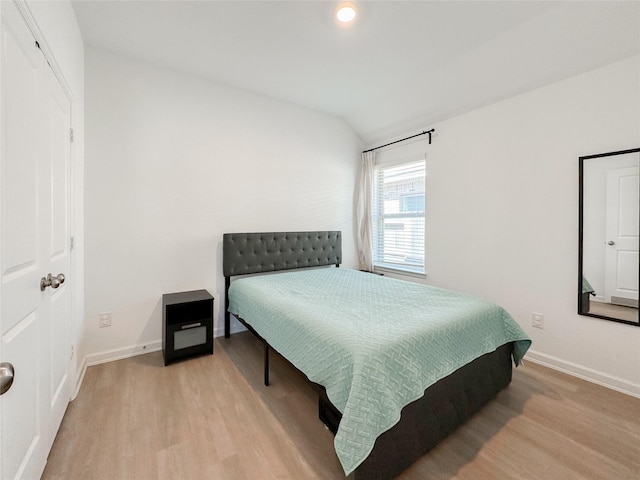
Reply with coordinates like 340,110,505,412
372,159,426,277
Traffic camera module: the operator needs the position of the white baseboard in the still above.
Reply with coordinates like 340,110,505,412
85,340,163,367
84,323,239,369
213,323,246,339
73,356,88,400
525,349,640,398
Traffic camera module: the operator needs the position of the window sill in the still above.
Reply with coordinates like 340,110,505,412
373,265,427,279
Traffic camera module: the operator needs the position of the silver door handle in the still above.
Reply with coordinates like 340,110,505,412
40,273,65,291
0,362,15,395
607,240,615,246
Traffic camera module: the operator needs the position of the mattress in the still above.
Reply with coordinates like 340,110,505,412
227,267,531,475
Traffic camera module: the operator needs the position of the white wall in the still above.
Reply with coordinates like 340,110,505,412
84,45,639,395
84,47,361,361
376,55,640,396
24,0,85,391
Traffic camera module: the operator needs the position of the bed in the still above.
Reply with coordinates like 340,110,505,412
223,231,531,479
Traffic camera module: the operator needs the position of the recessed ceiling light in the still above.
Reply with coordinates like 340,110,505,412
336,4,357,23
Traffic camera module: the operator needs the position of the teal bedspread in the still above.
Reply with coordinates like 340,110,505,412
228,268,531,475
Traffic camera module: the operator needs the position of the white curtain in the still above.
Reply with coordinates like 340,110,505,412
356,151,375,271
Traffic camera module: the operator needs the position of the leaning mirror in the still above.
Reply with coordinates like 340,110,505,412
579,148,640,326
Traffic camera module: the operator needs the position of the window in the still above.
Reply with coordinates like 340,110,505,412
373,160,425,274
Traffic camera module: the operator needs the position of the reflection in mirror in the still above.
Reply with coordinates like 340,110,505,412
579,148,640,326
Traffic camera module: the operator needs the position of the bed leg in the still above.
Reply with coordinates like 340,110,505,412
224,277,230,338
264,343,270,386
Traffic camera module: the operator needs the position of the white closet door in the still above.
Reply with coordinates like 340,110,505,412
0,2,72,478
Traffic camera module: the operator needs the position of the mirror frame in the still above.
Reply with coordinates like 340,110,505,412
578,147,640,327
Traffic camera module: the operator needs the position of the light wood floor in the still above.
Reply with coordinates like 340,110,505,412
588,301,638,323
42,332,640,480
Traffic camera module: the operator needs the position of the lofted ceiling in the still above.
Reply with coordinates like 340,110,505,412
71,0,640,145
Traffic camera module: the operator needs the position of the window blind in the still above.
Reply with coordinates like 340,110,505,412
373,161,425,274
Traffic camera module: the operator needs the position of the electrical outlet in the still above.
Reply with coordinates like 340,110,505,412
99,312,112,328
531,313,544,329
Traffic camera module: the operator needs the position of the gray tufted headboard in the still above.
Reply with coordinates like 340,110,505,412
223,231,341,277
223,231,341,338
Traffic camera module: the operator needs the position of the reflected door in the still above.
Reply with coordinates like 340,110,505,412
604,166,639,305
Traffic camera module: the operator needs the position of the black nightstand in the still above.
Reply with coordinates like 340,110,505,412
162,289,214,365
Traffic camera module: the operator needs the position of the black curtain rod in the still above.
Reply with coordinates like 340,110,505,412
362,128,435,153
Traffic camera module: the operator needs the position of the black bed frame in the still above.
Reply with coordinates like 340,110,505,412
223,231,513,480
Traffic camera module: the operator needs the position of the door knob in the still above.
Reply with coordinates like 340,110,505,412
40,273,66,291
607,240,615,246
0,362,15,395
50,273,65,288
